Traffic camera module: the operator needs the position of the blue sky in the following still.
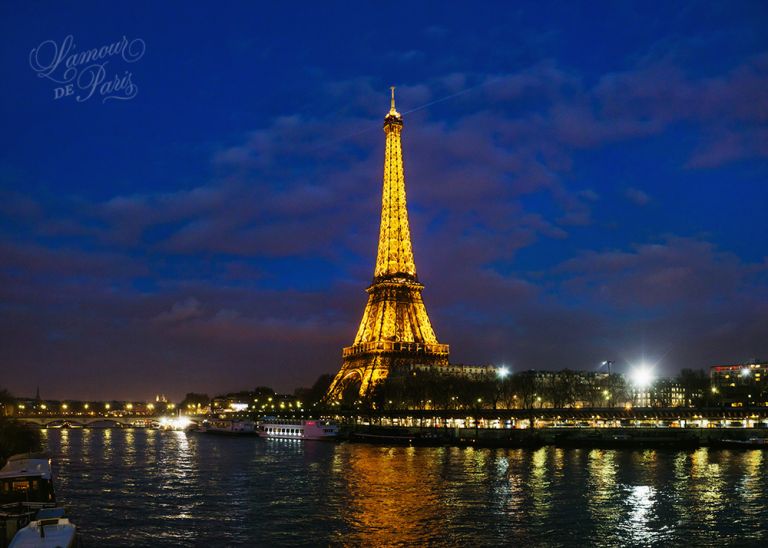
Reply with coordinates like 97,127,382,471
1,1,766,399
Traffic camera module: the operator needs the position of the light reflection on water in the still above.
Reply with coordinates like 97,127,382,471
39,430,768,547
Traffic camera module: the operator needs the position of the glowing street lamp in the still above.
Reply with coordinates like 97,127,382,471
630,364,655,389
497,366,510,379
741,368,751,378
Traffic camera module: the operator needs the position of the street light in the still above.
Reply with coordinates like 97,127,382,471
630,364,655,389
497,366,510,379
741,368,751,378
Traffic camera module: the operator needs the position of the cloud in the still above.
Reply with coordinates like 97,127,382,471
153,297,203,324
625,187,651,206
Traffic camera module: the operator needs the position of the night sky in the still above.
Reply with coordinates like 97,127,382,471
1,2,766,401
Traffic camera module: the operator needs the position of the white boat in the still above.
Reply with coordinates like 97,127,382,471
198,419,257,435
257,419,338,441
9,508,76,548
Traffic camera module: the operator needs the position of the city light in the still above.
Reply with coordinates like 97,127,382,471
741,368,751,377
158,416,191,431
630,364,655,389
497,366,510,379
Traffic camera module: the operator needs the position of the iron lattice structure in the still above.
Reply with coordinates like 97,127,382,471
325,89,449,401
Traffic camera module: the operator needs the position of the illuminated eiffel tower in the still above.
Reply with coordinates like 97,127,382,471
326,88,449,401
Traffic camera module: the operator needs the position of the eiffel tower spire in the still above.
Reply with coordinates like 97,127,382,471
375,86,417,280
325,89,449,401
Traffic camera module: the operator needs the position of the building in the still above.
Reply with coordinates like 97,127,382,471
405,363,498,380
632,380,687,408
325,89,449,400
710,360,768,407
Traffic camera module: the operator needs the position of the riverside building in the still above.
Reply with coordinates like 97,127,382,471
710,361,768,407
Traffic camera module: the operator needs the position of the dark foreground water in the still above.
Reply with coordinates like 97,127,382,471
42,429,767,547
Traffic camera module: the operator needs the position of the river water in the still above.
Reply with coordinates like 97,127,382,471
41,429,766,547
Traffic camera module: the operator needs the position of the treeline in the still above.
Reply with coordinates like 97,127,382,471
365,370,631,411
0,389,41,465
325,368,715,411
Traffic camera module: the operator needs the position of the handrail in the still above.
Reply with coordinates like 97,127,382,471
342,341,450,357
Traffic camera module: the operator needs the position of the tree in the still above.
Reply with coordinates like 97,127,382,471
294,374,334,406
0,388,41,465
510,372,539,409
179,393,210,410
0,388,13,416
676,369,710,407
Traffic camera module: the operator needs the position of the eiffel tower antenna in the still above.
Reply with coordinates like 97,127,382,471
325,89,449,401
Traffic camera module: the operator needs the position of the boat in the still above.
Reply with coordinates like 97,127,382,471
8,508,76,548
720,437,768,448
0,453,57,546
257,419,338,441
198,419,257,435
349,429,448,446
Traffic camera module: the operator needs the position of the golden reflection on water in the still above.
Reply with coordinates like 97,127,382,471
736,449,764,520
123,429,136,467
529,447,552,518
687,447,724,526
586,449,618,526
333,445,447,546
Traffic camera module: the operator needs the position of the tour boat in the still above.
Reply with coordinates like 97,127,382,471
257,419,338,441
0,453,57,545
9,508,77,548
198,419,257,435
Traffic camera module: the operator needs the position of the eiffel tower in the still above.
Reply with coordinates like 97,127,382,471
325,88,449,401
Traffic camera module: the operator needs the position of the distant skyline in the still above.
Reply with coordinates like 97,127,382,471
1,1,767,400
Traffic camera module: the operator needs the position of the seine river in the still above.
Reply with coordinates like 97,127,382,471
42,429,766,547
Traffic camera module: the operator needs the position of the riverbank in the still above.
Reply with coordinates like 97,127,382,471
343,424,768,448
0,419,41,466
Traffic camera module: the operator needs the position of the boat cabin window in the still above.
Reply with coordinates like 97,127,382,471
0,477,54,505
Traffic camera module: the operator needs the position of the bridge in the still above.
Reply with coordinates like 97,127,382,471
12,415,200,428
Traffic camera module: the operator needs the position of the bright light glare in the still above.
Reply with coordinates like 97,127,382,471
630,364,655,389
158,416,191,430
741,368,751,377
497,366,510,379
